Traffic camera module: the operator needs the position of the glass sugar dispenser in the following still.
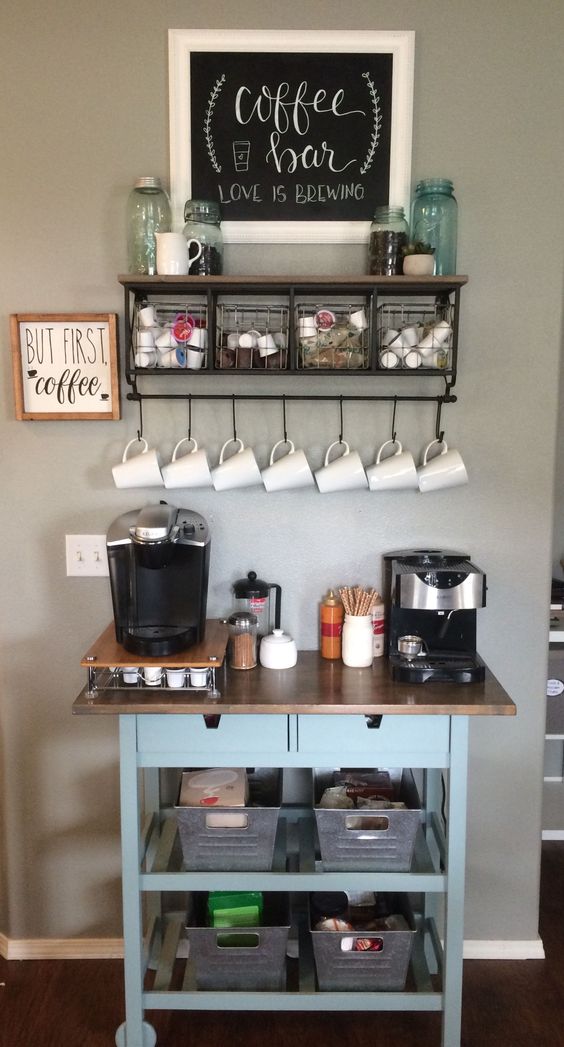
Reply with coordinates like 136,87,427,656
183,199,223,275
127,177,171,275
368,206,409,276
411,178,458,275
227,612,258,670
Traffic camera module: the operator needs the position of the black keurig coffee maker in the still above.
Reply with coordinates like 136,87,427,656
383,549,487,683
107,503,210,657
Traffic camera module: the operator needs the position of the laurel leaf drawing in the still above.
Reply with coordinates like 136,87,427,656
204,74,225,174
360,72,381,175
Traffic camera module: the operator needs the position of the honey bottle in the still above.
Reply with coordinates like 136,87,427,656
320,590,344,660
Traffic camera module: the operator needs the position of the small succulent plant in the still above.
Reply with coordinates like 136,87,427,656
402,241,435,256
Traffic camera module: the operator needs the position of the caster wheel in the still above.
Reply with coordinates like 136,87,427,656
115,1020,157,1047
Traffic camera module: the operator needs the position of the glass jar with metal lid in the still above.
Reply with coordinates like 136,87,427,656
368,205,409,276
182,199,223,275
227,612,258,670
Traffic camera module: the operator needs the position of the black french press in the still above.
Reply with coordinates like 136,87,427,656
232,571,282,638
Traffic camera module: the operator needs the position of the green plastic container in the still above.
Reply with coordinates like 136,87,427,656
207,891,264,928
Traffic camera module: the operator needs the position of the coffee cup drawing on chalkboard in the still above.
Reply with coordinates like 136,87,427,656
233,140,250,172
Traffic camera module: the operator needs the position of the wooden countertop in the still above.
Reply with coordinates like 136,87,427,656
74,626,515,717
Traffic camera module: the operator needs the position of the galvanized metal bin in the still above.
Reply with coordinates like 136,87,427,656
186,893,290,991
310,899,416,992
175,767,282,871
313,768,421,871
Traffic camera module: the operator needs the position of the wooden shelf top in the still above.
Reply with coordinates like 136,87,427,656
115,274,468,291
118,273,468,293
74,625,514,717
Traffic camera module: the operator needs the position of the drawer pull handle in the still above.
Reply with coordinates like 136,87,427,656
365,714,383,729
203,714,221,729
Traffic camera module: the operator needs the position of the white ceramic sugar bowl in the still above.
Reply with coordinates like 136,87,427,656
259,629,298,669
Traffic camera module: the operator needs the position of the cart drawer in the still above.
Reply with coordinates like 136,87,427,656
136,713,289,757
297,714,450,763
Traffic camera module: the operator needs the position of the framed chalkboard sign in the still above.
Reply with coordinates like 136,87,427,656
169,29,414,244
10,313,120,420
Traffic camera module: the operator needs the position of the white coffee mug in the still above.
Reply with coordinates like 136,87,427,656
366,440,419,491
314,441,368,494
417,439,469,493
211,438,262,491
155,233,202,276
112,438,163,488
261,439,315,492
161,437,213,489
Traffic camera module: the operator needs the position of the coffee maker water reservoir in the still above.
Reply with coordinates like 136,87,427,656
107,504,210,657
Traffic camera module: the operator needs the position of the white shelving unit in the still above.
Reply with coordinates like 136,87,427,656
543,611,564,841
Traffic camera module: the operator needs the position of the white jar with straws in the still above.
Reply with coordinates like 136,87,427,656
339,587,375,668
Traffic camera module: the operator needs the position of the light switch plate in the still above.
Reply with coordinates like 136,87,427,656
65,534,109,576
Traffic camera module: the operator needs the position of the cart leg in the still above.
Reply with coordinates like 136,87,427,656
117,715,151,1047
441,716,469,1047
115,1020,157,1047
423,767,443,974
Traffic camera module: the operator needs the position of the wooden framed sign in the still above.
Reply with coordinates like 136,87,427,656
10,313,120,421
169,29,414,244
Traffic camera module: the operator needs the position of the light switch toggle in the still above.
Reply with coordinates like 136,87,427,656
66,535,109,577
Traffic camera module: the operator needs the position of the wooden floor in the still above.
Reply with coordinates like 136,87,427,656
2,843,564,1047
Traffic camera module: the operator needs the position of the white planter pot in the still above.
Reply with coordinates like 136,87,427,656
403,254,435,276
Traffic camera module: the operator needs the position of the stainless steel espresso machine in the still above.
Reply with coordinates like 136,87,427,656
107,503,210,657
383,549,487,683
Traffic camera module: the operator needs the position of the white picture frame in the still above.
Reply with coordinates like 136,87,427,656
169,29,414,245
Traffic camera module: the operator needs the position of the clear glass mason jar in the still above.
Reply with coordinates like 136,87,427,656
341,614,374,668
127,177,171,275
368,206,409,276
183,199,223,275
411,178,458,275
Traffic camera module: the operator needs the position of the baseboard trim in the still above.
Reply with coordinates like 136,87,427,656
463,938,545,960
0,933,544,962
0,934,123,960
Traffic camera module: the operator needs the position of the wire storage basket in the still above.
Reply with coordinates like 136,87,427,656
376,300,454,372
296,301,370,370
215,303,289,370
133,299,209,370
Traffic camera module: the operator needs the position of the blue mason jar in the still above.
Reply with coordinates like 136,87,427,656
411,178,458,275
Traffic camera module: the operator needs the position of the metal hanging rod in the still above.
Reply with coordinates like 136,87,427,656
127,391,457,405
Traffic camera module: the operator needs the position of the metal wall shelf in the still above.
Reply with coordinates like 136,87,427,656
118,274,467,404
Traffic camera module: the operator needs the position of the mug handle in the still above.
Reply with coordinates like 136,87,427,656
219,437,244,464
324,440,349,467
376,439,403,464
186,238,203,270
270,439,295,466
123,437,148,462
172,437,198,461
421,438,448,466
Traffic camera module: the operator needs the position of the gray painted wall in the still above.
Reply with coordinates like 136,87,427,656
1,0,563,942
